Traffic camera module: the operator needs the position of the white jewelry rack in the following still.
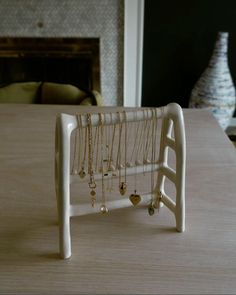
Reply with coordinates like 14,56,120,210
55,103,186,259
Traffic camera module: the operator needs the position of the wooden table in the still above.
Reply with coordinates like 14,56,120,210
1,104,236,294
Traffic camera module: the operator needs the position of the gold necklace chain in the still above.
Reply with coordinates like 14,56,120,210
99,113,108,213
78,114,87,179
117,112,127,195
87,113,96,207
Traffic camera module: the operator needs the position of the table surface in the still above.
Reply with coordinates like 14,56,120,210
1,104,236,295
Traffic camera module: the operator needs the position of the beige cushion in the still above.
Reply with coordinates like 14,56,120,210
79,91,103,106
0,82,41,103
79,97,93,106
92,90,103,106
41,82,87,105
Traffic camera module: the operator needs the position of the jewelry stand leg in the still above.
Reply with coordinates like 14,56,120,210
173,105,186,232
155,104,186,232
56,116,72,259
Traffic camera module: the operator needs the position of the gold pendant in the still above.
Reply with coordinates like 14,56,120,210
90,189,96,196
79,168,86,178
119,182,127,195
100,204,108,214
129,193,141,206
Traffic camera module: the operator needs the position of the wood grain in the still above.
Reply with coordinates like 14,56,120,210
1,104,236,294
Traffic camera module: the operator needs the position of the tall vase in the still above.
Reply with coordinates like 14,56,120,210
189,32,236,130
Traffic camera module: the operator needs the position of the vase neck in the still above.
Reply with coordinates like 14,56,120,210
209,32,228,66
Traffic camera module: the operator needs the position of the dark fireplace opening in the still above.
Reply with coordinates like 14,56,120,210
0,56,93,90
0,37,101,104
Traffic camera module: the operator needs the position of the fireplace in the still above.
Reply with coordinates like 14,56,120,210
0,37,100,94
0,0,124,106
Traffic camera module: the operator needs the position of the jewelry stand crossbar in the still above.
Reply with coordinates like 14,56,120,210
55,103,186,259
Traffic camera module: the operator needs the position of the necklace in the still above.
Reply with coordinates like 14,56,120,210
129,120,140,167
92,124,98,173
78,114,87,179
117,112,127,195
125,118,132,167
93,124,100,174
129,110,141,206
155,108,164,211
105,115,113,191
87,113,96,207
108,115,116,172
148,109,157,216
99,113,108,213
143,109,152,165
107,113,116,192
119,111,127,195
135,116,145,166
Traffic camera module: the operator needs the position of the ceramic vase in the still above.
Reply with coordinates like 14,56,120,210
189,32,236,130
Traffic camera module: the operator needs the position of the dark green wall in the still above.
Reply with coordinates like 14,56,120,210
141,0,236,108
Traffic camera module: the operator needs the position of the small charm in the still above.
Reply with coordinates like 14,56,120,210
119,182,127,195
129,193,141,206
100,204,108,214
79,168,86,178
148,203,155,216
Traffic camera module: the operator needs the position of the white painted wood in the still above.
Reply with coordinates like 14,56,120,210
161,192,176,213
62,107,163,130
123,0,144,107
56,103,186,259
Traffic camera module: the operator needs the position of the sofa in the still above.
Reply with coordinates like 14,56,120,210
0,81,103,105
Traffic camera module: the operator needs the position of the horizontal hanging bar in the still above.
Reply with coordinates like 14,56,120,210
60,106,165,130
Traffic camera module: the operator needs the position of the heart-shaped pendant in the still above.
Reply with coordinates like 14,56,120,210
129,193,141,206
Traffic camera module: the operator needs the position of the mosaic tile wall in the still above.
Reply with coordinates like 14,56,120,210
0,0,124,106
